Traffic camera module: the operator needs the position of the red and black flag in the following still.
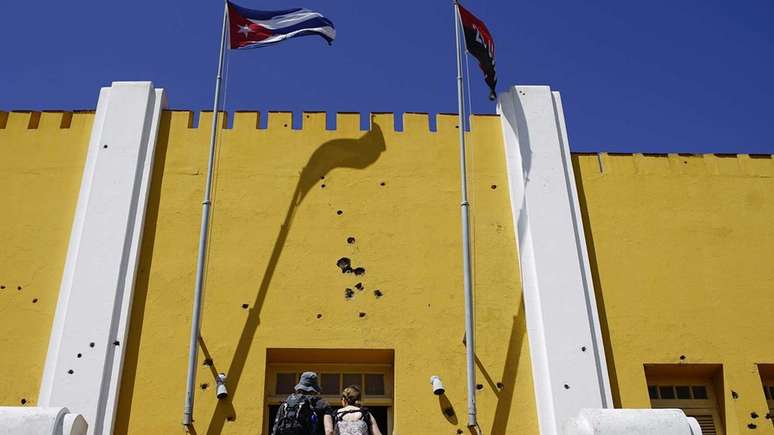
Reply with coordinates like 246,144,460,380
457,2,497,100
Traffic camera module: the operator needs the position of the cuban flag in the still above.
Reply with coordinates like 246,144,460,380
227,1,335,49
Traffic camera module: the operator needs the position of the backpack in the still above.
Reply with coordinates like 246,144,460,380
273,394,319,435
333,407,371,435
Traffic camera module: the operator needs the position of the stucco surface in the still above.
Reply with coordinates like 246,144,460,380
0,112,91,408
574,153,774,435
113,111,537,434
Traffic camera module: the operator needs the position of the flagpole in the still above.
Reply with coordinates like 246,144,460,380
183,0,229,427
454,1,478,430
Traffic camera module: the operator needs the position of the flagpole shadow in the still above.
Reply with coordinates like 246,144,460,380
201,124,386,435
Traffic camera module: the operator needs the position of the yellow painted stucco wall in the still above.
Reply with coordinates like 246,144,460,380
7,107,772,435
113,111,537,434
574,153,774,435
0,111,91,407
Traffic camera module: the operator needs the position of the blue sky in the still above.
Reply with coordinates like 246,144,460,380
1,0,772,153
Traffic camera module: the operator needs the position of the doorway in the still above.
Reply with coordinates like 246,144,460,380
264,349,394,434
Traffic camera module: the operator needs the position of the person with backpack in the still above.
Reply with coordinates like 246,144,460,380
272,372,334,435
332,385,383,435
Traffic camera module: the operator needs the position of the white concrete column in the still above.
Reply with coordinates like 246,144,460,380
497,86,612,435
38,82,166,435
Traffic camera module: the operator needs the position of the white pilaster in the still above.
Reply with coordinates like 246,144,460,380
38,82,166,435
497,86,612,435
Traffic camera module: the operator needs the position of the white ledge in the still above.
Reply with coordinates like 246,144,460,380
0,407,87,435
565,409,702,435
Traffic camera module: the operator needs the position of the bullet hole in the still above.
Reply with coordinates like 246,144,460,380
353,267,365,276
89,342,95,348
373,289,383,298
358,312,366,318
336,210,343,215
457,430,463,434
203,358,213,367
17,286,22,291
20,398,27,405
283,123,288,128
563,384,570,390
491,184,497,190
77,353,82,358
320,176,325,180
226,416,235,422
103,144,108,149
380,181,386,186
241,303,249,309
345,288,354,299
476,384,483,390
113,341,120,346
321,184,326,188
347,237,356,244
32,298,38,303
751,412,759,419
679,355,686,360
354,282,364,291
316,313,323,319
200,383,209,390
732,391,739,399
748,423,757,429
67,369,74,375
0,285,5,289
444,407,455,417
581,346,587,352
337,257,352,273
496,382,504,390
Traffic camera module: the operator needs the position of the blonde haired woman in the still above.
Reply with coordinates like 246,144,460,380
333,385,383,435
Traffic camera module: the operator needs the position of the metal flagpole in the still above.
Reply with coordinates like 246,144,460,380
453,1,478,430
183,0,229,427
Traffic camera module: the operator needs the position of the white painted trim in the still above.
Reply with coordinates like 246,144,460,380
551,91,613,407
497,86,612,435
39,90,110,405
38,82,166,435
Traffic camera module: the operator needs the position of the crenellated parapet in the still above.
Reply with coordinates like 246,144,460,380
0,110,94,131
574,151,774,177
156,110,500,133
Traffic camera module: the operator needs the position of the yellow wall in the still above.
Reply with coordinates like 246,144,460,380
113,111,537,434
10,108,770,435
0,111,91,407
574,153,774,435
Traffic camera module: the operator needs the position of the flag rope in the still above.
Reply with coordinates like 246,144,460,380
203,46,232,328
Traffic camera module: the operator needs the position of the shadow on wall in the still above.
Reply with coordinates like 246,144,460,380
203,125,387,435
475,301,527,435
438,393,458,425
571,157,621,408
113,113,172,435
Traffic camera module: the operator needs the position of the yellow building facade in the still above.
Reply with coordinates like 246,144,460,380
0,83,772,435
